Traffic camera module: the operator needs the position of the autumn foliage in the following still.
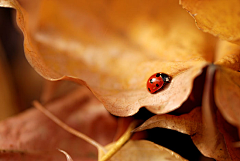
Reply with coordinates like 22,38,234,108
0,0,240,160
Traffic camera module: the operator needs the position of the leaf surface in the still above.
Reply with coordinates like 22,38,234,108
0,0,240,160
0,0,216,116
102,140,187,161
135,107,240,160
0,88,118,161
180,0,240,45
215,66,240,128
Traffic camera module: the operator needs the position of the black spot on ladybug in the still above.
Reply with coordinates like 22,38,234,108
156,84,159,87
150,79,153,83
148,88,151,92
156,73,160,77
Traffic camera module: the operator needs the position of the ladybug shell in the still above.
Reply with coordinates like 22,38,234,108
147,73,170,94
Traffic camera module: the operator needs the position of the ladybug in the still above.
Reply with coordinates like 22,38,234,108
147,73,171,94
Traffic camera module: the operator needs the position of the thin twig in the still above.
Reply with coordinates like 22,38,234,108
99,120,141,161
58,149,73,161
33,100,107,153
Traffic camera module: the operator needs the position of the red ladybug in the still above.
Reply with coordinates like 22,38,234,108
147,73,171,94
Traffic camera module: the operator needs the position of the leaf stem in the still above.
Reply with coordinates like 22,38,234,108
99,120,141,161
33,100,107,153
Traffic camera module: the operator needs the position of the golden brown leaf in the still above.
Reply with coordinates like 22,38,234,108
215,66,240,128
213,40,240,138
134,107,240,160
102,140,187,161
135,66,240,160
0,0,240,160
214,40,240,71
0,0,217,116
180,0,240,45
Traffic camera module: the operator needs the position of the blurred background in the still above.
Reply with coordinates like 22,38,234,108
0,8,44,120
0,8,79,120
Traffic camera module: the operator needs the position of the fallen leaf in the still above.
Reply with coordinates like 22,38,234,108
102,140,187,161
135,66,240,160
1,0,240,160
213,41,240,128
0,149,66,161
200,65,231,160
214,40,240,71
134,107,202,136
180,0,240,45
0,0,216,116
0,87,118,161
134,106,240,160
214,66,240,128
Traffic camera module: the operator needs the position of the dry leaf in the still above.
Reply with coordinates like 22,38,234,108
214,66,240,128
102,140,187,161
134,107,240,161
0,0,240,159
180,0,240,45
0,0,239,118
0,87,117,161
135,66,240,160
213,41,240,146
0,0,216,116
